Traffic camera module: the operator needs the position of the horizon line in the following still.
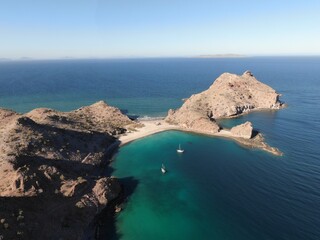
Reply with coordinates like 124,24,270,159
1,54,320,62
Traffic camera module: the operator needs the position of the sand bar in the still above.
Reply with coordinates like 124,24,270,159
119,120,180,145
119,120,282,156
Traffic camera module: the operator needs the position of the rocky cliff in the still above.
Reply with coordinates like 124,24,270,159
230,121,253,139
166,71,283,133
0,101,134,239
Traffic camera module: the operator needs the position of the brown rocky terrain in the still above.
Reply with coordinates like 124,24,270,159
230,121,253,139
165,71,284,154
0,101,135,239
166,71,284,133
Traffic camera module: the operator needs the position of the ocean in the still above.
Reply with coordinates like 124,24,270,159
0,57,319,239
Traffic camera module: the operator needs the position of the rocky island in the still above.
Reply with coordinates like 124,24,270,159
166,71,283,129
0,71,284,239
165,71,284,155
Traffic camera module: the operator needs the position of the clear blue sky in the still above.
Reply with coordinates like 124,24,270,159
1,0,320,59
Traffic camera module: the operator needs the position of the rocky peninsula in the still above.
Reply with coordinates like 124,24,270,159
0,71,284,239
166,71,283,128
165,71,284,155
0,101,138,239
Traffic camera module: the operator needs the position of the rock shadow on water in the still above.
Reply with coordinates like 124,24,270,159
95,176,139,240
252,129,259,138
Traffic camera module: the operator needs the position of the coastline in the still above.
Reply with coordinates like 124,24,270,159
119,119,180,146
216,104,288,120
118,119,283,156
97,118,283,237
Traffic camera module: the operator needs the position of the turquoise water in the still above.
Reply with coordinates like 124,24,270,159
111,131,315,240
1,57,319,239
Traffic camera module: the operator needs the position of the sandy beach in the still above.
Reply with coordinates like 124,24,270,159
119,120,180,145
118,120,282,156
120,119,246,145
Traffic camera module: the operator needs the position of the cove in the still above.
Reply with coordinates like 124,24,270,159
108,130,300,240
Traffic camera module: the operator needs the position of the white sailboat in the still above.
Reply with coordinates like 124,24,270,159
161,163,166,174
177,144,184,153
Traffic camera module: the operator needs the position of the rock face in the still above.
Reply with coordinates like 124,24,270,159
25,100,133,136
0,101,133,239
230,121,253,139
166,71,283,132
166,109,220,133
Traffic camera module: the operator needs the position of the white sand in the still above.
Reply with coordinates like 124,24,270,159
119,120,232,146
118,120,282,156
119,120,180,145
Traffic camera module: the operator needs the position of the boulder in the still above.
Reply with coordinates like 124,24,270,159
230,121,253,139
92,177,121,206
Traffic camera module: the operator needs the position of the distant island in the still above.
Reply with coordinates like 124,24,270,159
0,71,284,239
0,58,12,62
194,54,247,58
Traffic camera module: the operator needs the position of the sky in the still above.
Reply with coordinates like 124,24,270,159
1,0,320,59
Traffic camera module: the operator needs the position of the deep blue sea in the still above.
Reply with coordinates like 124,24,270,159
0,57,319,239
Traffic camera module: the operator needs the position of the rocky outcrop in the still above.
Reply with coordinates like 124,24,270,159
25,100,134,136
230,121,253,139
165,71,284,155
0,101,132,239
166,71,284,132
227,131,283,156
166,109,220,133
92,177,120,207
